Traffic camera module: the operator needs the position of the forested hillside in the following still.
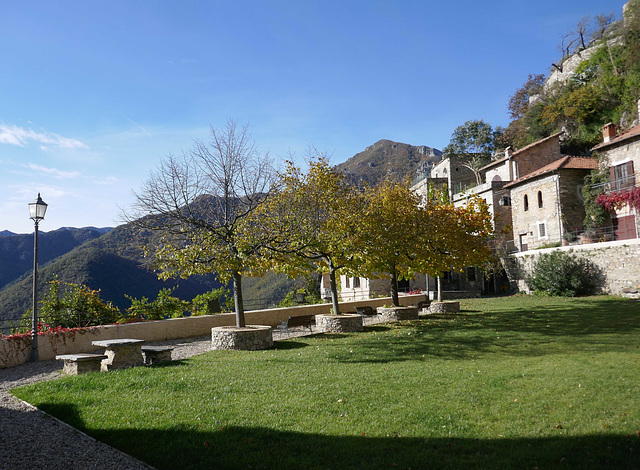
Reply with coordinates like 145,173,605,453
0,227,110,291
335,139,442,186
499,0,640,154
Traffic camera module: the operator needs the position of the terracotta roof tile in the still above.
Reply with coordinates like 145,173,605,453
592,123,640,151
504,156,598,188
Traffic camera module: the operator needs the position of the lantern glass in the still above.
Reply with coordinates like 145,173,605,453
29,193,48,221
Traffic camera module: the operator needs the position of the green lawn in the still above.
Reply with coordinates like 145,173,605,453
12,295,640,469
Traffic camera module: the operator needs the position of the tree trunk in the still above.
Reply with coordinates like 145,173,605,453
329,265,340,315
390,269,400,307
437,275,443,302
233,271,245,327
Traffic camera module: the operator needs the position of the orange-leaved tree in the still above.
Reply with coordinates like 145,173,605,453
357,179,426,307
420,195,494,301
252,156,363,315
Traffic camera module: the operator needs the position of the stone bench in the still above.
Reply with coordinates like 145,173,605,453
275,315,315,337
141,345,175,365
56,353,108,375
92,339,145,371
416,300,431,313
354,306,375,317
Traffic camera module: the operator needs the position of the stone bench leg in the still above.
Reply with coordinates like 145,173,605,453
101,344,144,371
142,349,173,365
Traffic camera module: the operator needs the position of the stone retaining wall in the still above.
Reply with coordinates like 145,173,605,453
316,314,364,333
428,301,461,314
211,325,273,350
0,294,426,368
514,238,640,294
377,306,419,321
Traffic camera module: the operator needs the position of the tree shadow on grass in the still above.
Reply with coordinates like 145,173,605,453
34,403,640,470
271,340,308,351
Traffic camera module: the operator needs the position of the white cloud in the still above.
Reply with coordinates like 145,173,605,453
26,163,81,179
94,176,119,185
0,124,88,150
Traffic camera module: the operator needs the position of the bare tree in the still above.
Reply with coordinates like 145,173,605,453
124,120,274,328
552,14,616,72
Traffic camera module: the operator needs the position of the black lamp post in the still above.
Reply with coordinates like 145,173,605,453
28,193,47,362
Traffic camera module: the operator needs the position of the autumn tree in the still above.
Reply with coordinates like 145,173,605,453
357,179,493,305
125,120,274,328
443,120,502,185
420,196,494,301
253,156,363,315
357,179,425,307
507,74,545,120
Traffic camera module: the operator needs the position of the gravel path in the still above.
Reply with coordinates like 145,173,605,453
0,335,214,470
0,320,384,470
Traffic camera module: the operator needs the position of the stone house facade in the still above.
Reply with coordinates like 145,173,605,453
480,132,563,184
338,274,426,302
591,121,640,240
505,157,598,251
450,133,568,252
429,157,476,197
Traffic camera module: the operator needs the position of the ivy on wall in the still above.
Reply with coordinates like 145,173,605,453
596,187,640,212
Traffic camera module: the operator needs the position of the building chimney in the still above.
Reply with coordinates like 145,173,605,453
504,146,512,158
602,123,617,143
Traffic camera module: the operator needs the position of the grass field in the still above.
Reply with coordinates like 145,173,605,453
12,295,640,469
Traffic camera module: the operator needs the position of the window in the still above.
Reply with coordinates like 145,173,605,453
537,191,543,208
611,161,635,190
499,196,511,206
524,194,529,211
353,277,360,288
345,276,350,288
466,267,476,282
538,222,546,238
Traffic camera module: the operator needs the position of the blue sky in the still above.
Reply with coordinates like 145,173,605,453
1,0,626,233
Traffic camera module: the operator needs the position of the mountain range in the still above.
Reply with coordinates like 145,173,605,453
0,139,435,328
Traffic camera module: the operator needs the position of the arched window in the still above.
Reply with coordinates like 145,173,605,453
538,191,543,208
524,194,529,211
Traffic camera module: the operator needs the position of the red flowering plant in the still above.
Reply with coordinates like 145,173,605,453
6,278,121,337
596,187,640,212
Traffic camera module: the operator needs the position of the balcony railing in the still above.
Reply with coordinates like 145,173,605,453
592,172,638,193
487,223,638,255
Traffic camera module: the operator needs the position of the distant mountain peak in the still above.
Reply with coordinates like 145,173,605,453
336,139,442,187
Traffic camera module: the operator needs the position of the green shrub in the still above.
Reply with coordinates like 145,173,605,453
125,288,189,321
17,278,122,331
191,287,231,315
527,251,601,296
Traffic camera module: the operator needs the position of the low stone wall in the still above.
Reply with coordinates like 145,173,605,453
0,293,426,369
514,238,640,294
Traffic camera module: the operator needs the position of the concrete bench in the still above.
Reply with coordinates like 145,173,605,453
56,353,108,375
141,346,175,365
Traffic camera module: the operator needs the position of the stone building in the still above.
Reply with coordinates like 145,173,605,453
338,274,426,302
481,132,563,184
504,156,598,251
428,157,476,198
591,121,640,240
451,133,568,252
